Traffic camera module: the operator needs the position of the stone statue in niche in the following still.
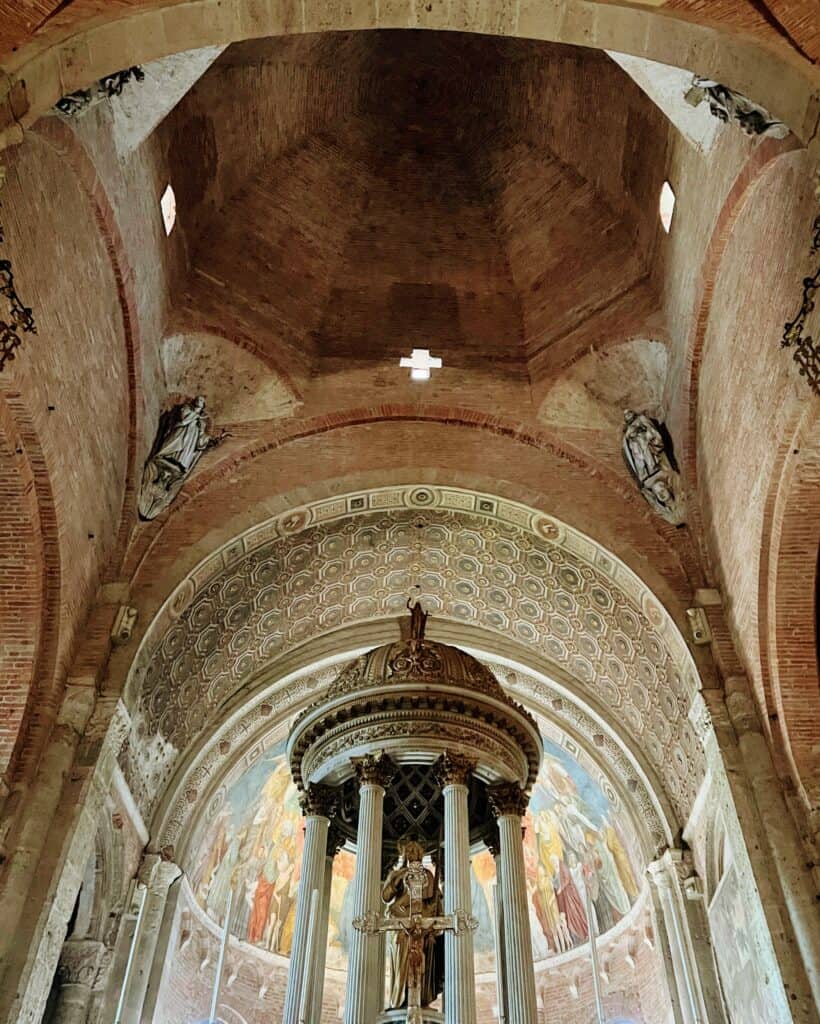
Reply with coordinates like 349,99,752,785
622,410,685,526
138,396,225,520
684,77,787,137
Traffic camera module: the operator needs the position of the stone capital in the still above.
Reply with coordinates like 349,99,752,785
487,781,528,818
350,750,396,789
138,851,182,891
433,751,475,788
299,782,338,819
56,939,105,988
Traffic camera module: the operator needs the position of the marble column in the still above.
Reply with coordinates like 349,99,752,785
488,783,538,1024
647,853,708,1024
308,823,344,1024
52,939,105,1024
283,784,337,1024
489,838,508,1024
343,753,395,1024
434,753,477,1024
118,854,181,1024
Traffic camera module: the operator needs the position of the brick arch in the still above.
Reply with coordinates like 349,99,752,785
122,408,702,604
0,392,60,787
1,1,818,155
684,144,816,742
761,410,820,813
32,117,144,578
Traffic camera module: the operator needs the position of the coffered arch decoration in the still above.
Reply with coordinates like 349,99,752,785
122,485,706,831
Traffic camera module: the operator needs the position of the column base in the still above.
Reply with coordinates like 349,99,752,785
378,1010,443,1024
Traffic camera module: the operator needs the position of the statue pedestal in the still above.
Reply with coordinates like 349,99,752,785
378,1010,443,1024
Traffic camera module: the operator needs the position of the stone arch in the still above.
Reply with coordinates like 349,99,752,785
2,1,818,155
119,484,704,850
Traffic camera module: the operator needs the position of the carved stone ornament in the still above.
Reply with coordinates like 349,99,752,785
487,781,529,818
351,751,397,788
138,396,226,520
684,76,787,137
433,751,476,788
111,604,138,645
622,409,686,526
782,217,819,395
299,782,338,818
56,939,105,987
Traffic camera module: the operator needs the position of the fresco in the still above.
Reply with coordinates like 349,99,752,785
192,735,639,968
709,861,779,1022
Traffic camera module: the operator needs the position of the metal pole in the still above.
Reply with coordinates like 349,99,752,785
113,882,147,1024
209,889,233,1024
584,880,605,1024
298,889,319,1024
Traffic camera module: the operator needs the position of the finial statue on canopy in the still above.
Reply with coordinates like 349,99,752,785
407,597,429,642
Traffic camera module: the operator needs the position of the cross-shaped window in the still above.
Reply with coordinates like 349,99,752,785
400,348,442,381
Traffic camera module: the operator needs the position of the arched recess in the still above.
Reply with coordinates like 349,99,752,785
1,0,818,154
120,483,702,836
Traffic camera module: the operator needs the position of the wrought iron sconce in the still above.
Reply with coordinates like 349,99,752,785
782,215,820,395
56,66,145,116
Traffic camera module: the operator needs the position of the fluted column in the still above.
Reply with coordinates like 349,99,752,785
489,835,508,1024
488,784,537,1024
435,753,477,1024
118,854,181,1024
283,785,337,1024
308,823,344,1024
52,939,105,1024
343,753,395,1024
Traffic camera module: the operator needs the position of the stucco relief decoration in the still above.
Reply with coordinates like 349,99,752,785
138,396,226,520
622,410,685,526
684,77,787,137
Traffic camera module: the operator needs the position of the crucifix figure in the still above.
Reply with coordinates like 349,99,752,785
353,837,476,1024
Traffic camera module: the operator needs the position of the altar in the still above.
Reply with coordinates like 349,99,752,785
280,605,543,1024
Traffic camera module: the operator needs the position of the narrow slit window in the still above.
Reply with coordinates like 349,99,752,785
659,181,676,233
161,183,177,236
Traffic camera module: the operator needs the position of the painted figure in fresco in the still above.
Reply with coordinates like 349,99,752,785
248,847,278,943
381,838,444,1009
206,831,243,919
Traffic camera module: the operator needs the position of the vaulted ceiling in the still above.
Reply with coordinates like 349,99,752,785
165,33,670,390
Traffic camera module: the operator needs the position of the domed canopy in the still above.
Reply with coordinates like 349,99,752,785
288,622,543,797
